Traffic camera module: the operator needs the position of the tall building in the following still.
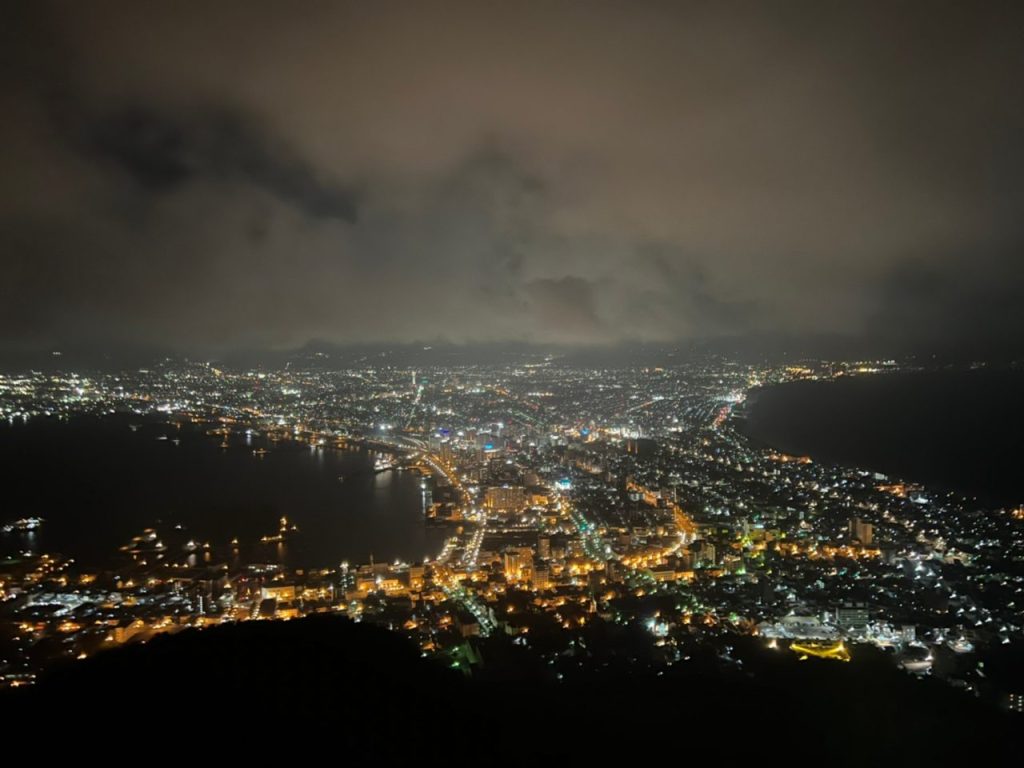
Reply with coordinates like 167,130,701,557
689,540,716,568
849,517,874,545
503,547,536,582
484,485,526,512
537,536,551,560
531,561,550,590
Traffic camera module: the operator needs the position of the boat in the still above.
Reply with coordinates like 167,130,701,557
261,516,297,543
374,457,396,473
1,517,44,533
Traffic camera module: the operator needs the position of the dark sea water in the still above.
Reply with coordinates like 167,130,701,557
0,415,444,569
739,369,1024,507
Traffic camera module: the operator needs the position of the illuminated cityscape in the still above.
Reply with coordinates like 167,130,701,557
2,358,1021,711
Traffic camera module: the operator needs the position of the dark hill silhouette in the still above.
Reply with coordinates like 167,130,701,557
2,616,1014,761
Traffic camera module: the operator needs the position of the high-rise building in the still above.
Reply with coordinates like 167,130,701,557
504,547,534,582
484,485,527,512
849,517,874,545
531,562,550,590
689,540,716,568
537,536,551,560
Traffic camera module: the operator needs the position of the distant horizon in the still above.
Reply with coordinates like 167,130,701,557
3,334,1023,373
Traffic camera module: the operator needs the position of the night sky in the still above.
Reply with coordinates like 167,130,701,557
3,1,1023,357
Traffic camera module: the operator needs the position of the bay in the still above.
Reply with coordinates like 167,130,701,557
739,369,1024,507
0,415,444,569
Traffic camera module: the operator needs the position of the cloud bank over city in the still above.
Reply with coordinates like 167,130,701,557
3,1,1023,356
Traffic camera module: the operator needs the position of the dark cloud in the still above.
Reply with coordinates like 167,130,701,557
636,246,759,335
1,0,1023,357
527,276,603,338
84,106,359,221
864,247,1024,357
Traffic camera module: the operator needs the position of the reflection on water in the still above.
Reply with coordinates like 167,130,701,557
0,415,445,569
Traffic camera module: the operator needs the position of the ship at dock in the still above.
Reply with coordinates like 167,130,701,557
2,517,44,534
336,453,404,482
